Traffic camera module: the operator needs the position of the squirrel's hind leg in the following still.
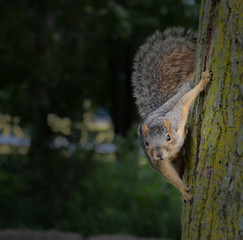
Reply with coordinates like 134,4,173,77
177,70,211,136
182,70,211,111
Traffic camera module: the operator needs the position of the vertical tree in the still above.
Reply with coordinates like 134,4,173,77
182,0,242,239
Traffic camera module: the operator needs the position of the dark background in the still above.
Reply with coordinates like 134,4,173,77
0,1,200,239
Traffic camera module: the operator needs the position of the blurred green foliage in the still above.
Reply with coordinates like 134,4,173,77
0,0,200,137
0,0,200,239
0,128,181,239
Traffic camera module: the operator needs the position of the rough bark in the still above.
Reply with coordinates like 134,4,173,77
182,0,243,239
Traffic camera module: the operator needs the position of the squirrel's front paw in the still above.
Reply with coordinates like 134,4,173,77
180,185,192,202
201,70,211,85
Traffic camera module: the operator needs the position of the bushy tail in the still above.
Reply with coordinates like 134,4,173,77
131,27,197,118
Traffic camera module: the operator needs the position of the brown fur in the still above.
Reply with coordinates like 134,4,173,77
132,27,197,118
132,27,211,201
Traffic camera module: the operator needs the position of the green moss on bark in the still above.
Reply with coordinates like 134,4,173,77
182,0,243,239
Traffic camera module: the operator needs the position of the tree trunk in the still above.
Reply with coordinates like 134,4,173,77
182,0,243,239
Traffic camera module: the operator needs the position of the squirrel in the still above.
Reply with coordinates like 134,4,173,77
131,27,211,201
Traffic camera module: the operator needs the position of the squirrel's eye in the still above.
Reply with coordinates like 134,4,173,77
145,140,149,147
166,134,171,141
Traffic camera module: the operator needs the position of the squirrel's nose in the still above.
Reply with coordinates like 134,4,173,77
156,153,163,160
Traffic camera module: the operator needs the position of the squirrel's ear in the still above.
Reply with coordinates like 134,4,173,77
141,124,148,137
164,118,172,133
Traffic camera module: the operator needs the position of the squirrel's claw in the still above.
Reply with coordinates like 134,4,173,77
201,70,211,84
180,185,192,202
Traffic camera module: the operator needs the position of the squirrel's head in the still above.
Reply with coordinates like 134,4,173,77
140,118,180,161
